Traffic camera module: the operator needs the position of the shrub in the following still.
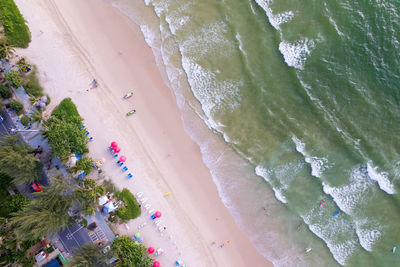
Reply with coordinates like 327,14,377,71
24,68,44,97
75,156,94,175
0,84,11,98
0,194,29,218
20,115,31,126
116,188,141,222
0,0,31,48
5,70,23,88
51,98,81,120
9,100,23,114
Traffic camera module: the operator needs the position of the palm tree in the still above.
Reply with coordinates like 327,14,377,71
0,40,15,60
74,179,104,216
66,244,110,267
31,109,45,125
0,134,42,184
8,177,74,241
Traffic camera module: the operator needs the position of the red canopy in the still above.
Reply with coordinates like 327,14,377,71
111,141,118,148
114,147,120,153
155,211,161,218
153,261,160,267
148,247,154,254
120,156,127,162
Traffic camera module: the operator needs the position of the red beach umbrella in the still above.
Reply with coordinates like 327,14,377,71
114,147,120,153
120,156,127,162
153,261,160,267
155,211,161,218
148,247,155,254
111,142,118,148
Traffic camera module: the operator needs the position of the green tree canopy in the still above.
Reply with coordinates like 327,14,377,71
75,156,94,175
111,236,153,267
0,194,29,218
44,116,88,160
0,134,42,184
9,177,74,241
74,178,105,216
0,39,15,59
66,244,111,267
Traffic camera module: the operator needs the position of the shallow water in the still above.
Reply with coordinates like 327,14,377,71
111,0,400,265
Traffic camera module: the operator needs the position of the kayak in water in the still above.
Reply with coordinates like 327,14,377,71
320,200,326,207
332,210,340,216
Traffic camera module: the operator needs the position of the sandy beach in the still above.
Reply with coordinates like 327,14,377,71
13,0,271,266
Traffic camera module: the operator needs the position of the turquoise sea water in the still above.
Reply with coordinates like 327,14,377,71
112,0,400,265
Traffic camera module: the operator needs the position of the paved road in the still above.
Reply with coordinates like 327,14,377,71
0,110,15,137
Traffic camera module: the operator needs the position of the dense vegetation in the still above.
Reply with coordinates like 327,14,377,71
44,98,88,160
74,156,94,175
111,236,153,267
0,83,11,98
75,178,105,216
66,244,111,267
24,68,44,97
0,0,31,47
0,134,42,184
116,188,141,222
5,69,23,88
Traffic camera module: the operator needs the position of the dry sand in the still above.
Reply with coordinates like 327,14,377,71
14,0,272,266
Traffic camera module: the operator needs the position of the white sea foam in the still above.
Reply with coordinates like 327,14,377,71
279,38,316,70
354,219,381,252
181,22,234,61
302,208,358,266
255,166,287,203
140,24,158,48
254,0,294,30
292,136,331,178
323,165,375,214
181,56,242,124
367,162,395,194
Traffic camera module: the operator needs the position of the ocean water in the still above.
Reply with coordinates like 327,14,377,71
110,0,400,265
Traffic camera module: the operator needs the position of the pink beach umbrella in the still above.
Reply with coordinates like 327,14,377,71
155,211,161,218
120,156,127,162
148,247,155,254
111,141,118,148
153,261,160,267
114,147,120,153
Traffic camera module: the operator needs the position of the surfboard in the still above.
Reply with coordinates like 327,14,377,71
393,246,397,253
320,200,326,207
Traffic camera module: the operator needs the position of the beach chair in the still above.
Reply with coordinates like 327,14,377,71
144,204,151,210
119,162,124,167
88,137,93,141
85,130,90,135
148,209,155,214
122,166,128,172
159,226,166,233
136,192,143,197
127,173,133,179
155,219,162,226
113,154,118,158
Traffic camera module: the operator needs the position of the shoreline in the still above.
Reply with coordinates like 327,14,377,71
15,0,272,266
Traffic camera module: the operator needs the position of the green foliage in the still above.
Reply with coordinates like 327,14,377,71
75,156,94,175
52,97,81,120
0,83,11,98
116,189,141,222
20,115,31,126
0,218,36,266
0,0,31,47
0,39,15,59
45,98,87,159
9,177,74,241
9,99,23,114
0,134,41,184
0,172,13,197
24,68,44,97
67,244,111,267
5,70,23,88
111,236,153,267
74,178,104,216
31,108,44,123
44,116,88,160
0,194,29,217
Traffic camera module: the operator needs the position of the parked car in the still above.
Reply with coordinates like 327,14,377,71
31,182,43,192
